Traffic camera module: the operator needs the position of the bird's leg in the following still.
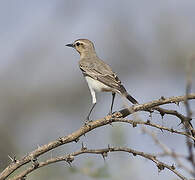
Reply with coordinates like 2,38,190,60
85,87,96,124
108,92,116,115
85,103,96,124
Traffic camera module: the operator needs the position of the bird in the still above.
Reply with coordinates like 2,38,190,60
66,39,138,122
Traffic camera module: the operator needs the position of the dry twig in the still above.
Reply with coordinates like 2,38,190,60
9,146,187,180
0,94,195,180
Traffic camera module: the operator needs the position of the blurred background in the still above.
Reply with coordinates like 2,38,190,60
0,0,195,179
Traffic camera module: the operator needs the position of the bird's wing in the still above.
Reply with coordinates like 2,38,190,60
80,62,122,90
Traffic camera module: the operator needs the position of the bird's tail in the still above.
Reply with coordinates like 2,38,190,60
119,85,138,104
125,92,139,104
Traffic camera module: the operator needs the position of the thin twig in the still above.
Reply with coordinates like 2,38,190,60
9,147,187,180
0,94,195,180
142,127,194,176
184,56,195,176
111,118,195,141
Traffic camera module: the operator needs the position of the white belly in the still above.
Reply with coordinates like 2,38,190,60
85,76,112,92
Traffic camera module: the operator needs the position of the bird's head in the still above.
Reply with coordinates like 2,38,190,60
66,39,95,55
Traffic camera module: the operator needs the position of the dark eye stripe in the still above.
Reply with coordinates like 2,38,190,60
76,42,80,46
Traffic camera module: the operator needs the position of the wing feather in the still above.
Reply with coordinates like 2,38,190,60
80,63,122,90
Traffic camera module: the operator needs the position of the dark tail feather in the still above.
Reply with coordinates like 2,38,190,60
119,85,138,104
126,93,138,104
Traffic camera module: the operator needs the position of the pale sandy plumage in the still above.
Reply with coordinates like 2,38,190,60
66,39,138,121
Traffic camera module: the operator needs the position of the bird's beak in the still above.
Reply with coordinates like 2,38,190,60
65,43,75,48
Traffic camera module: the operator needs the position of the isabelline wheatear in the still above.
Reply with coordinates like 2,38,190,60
66,39,138,121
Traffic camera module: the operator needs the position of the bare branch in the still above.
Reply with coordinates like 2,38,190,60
184,56,195,176
153,106,192,125
119,94,195,117
111,117,195,140
9,147,188,180
0,94,194,180
142,127,195,176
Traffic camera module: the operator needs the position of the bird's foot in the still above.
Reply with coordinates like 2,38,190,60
84,118,93,126
107,111,116,117
107,111,116,127
108,112,112,116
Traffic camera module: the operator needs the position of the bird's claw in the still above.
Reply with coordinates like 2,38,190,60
84,119,93,125
107,111,116,117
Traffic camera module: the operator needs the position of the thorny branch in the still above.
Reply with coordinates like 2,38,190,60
0,94,195,180
111,117,195,140
142,127,195,177
8,146,188,180
184,56,195,176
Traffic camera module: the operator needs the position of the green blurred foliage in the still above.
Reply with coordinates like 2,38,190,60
69,161,110,179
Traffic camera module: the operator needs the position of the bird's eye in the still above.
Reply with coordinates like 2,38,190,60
76,42,80,46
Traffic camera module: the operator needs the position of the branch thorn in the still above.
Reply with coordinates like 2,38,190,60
102,152,108,161
66,155,74,166
81,142,87,151
58,137,63,143
31,157,39,168
8,155,17,163
74,138,80,143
